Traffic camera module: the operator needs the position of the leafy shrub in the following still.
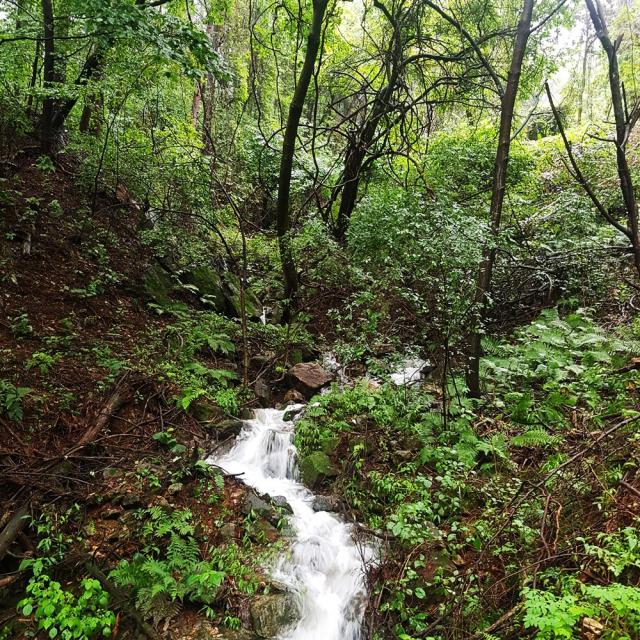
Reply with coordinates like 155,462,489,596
0,379,30,421
18,575,115,640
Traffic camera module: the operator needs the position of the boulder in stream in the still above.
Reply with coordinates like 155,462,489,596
286,362,333,399
242,490,292,525
250,593,299,638
312,494,340,512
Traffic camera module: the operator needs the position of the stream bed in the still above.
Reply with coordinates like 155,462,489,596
208,406,373,640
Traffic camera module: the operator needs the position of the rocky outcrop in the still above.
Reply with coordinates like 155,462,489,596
250,593,299,638
286,363,333,399
143,264,263,319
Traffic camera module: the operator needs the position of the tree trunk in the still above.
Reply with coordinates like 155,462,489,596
27,37,41,113
466,0,535,398
585,0,640,277
40,0,56,153
275,0,329,316
576,12,592,125
333,103,390,239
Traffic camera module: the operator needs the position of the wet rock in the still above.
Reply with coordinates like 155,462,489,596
299,451,338,488
282,402,305,422
286,363,333,399
250,593,299,638
271,495,293,514
215,418,245,439
242,492,277,522
283,389,306,406
312,495,340,512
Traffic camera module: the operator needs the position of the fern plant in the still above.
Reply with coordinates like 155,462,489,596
110,507,225,624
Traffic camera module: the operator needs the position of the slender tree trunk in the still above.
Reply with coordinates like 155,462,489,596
27,37,41,113
276,0,329,316
585,0,640,277
576,12,592,125
466,0,535,398
192,81,203,127
40,0,56,153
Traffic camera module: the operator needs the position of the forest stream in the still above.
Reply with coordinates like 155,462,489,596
208,407,374,640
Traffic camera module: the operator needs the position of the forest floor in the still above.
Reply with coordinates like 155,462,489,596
0,146,302,639
2,144,640,640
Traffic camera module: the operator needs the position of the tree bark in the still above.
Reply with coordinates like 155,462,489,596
40,0,56,153
585,0,640,277
275,0,330,316
466,0,535,398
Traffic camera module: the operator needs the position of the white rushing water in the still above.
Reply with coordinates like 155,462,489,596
208,407,373,640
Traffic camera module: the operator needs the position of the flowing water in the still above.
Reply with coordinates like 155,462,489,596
208,407,373,640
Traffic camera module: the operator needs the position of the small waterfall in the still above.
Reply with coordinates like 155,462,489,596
208,407,373,640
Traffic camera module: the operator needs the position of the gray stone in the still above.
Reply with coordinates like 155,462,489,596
254,379,271,402
250,593,299,638
270,495,293,514
312,495,340,512
242,492,277,522
220,523,238,540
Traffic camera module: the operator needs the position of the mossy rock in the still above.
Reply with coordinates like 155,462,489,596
300,451,338,488
189,398,223,423
182,265,227,312
320,434,340,455
144,265,175,307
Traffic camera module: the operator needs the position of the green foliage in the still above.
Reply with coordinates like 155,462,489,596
110,507,225,623
483,309,639,440
26,351,61,375
0,378,30,421
11,312,33,337
18,575,115,640
523,580,640,639
581,525,640,578
348,182,483,344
